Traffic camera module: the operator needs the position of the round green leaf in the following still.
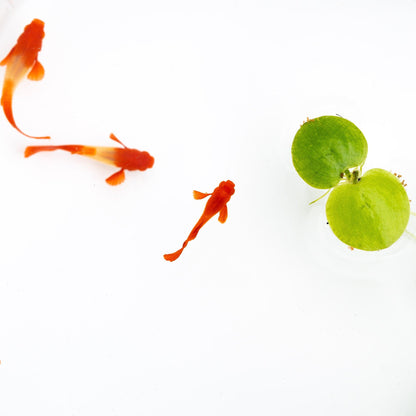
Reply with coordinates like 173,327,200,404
292,116,368,189
326,168,410,251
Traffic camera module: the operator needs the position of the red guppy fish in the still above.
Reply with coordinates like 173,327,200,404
164,180,235,262
25,133,155,185
0,18,49,139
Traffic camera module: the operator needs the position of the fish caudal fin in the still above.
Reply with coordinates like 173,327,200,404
25,145,85,157
14,128,50,140
163,248,185,262
1,93,50,139
24,146,45,157
164,220,205,262
1,78,50,139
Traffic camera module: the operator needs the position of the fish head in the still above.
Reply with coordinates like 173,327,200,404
26,19,45,40
123,148,154,171
141,151,155,169
219,180,235,196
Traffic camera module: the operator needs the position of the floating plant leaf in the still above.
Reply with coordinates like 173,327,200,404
326,168,410,251
292,116,368,189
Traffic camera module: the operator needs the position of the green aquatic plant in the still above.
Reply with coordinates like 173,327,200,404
326,168,409,250
292,116,368,189
292,115,410,251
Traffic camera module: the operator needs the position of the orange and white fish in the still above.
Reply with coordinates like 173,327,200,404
164,180,235,262
24,133,154,185
0,18,49,139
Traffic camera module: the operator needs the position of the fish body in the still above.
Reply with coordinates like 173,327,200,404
0,18,49,139
24,133,154,185
164,180,235,262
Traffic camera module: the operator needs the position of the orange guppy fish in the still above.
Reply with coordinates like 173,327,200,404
0,18,50,139
24,133,155,185
164,180,235,262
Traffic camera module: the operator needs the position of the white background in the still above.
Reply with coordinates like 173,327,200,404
0,0,416,415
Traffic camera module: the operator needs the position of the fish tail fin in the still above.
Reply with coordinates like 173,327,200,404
1,78,15,122
14,126,50,140
25,145,86,158
164,237,192,261
164,220,206,262
24,146,48,157
163,247,185,262
25,133,51,140
1,79,50,139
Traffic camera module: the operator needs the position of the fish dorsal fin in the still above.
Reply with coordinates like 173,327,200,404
106,168,125,186
0,46,15,66
27,61,45,81
193,190,210,200
218,205,228,223
109,133,127,148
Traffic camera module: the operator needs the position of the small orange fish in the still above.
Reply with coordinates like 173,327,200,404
0,18,49,139
164,180,235,262
24,133,154,185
